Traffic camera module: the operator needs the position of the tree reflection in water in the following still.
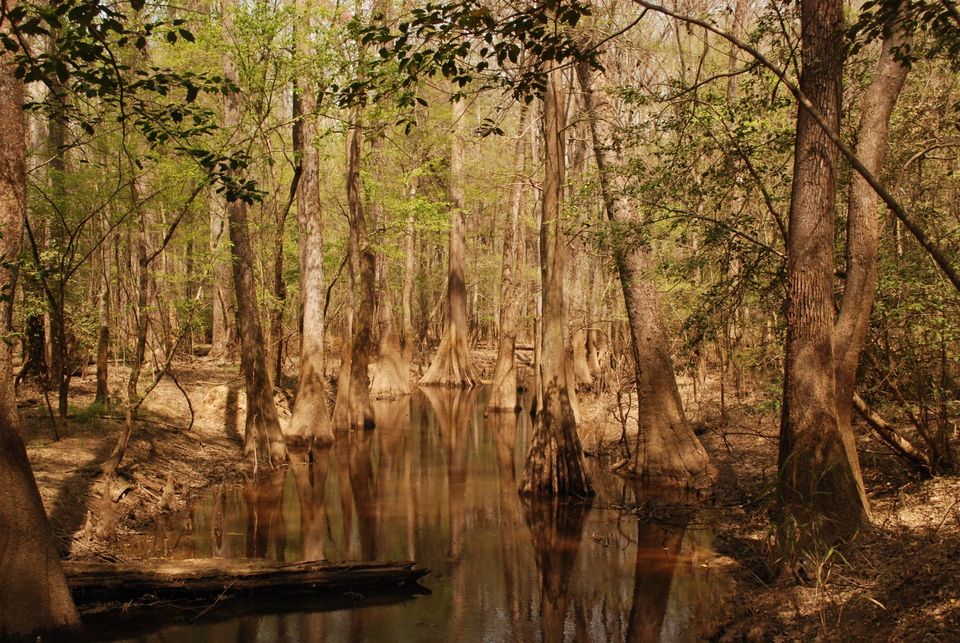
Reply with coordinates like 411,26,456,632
521,495,590,643
242,468,287,559
114,388,732,642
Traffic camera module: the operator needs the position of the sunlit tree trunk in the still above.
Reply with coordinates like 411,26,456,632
577,59,710,485
288,55,333,447
834,14,910,510
371,288,410,399
401,181,416,361
519,67,592,497
421,98,478,388
487,106,528,413
208,196,235,360
0,28,81,636
222,37,287,468
778,0,868,548
94,211,110,407
332,116,376,430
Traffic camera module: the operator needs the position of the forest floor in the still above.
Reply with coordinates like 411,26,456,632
17,352,960,640
635,383,960,642
19,358,254,561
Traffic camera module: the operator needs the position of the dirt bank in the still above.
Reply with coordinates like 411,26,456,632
21,359,254,561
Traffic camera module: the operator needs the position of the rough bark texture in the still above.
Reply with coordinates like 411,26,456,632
488,110,527,413
64,558,427,602
371,291,410,399
401,182,416,361
0,31,81,637
571,328,592,389
288,68,333,447
420,98,478,388
834,18,909,513
209,197,235,360
94,212,110,407
577,59,710,486
778,0,868,548
0,56,22,432
519,68,592,498
223,50,288,468
332,120,376,430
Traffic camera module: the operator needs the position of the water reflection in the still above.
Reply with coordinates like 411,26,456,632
106,388,728,642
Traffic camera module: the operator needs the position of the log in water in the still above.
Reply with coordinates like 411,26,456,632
64,558,428,604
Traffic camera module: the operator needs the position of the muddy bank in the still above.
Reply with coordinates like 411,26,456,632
21,359,254,561
691,403,960,641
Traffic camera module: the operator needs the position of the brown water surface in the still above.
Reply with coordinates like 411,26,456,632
106,388,729,642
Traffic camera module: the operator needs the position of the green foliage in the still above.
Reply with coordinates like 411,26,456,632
337,0,597,120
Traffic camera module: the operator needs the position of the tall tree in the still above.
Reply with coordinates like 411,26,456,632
0,17,80,634
487,106,528,413
519,66,592,497
332,115,376,430
420,98,479,388
834,12,911,508
777,0,868,548
208,197,235,360
288,12,333,447
221,11,287,467
577,57,710,485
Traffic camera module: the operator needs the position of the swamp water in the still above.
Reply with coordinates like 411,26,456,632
100,387,730,642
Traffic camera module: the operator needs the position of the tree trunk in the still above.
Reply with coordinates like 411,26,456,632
577,59,710,485
332,118,376,430
778,0,868,548
834,14,910,512
222,48,288,468
0,30,81,636
487,107,528,413
519,67,592,498
268,214,287,386
46,68,70,424
95,214,111,407
288,71,333,448
420,98,478,388
0,66,22,431
209,196,235,360
371,289,410,399
401,181,416,361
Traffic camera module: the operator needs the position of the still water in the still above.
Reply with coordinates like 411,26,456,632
101,387,729,642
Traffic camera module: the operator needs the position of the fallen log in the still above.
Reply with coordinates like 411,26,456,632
64,558,429,604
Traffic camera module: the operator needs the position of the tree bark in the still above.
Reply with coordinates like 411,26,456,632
94,211,110,407
577,58,710,486
208,196,235,360
222,46,288,468
519,67,592,498
420,98,478,388
487,107,528,413
332,117,376,430
401,181,416,361
371,288,410,399
0,27,81,636
834,14,910,512
288,71,333,447
778,0,868,548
